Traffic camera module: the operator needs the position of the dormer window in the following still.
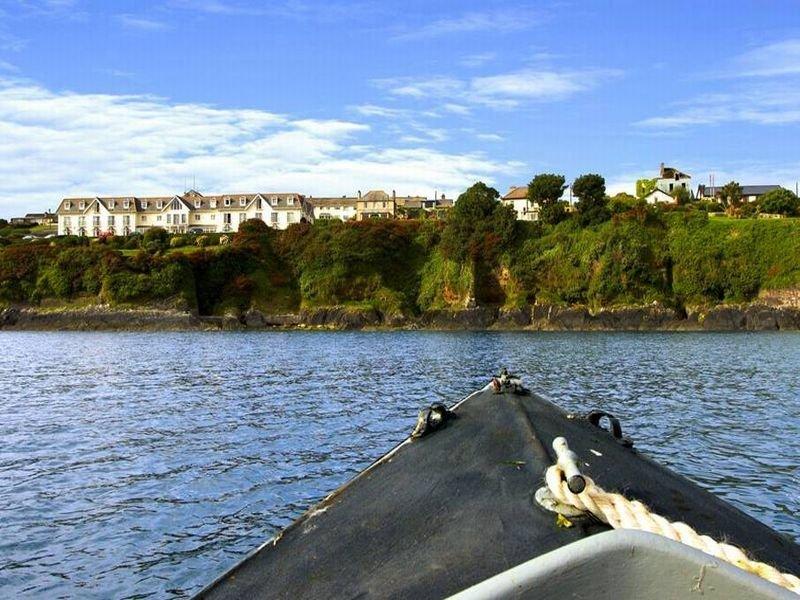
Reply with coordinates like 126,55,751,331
79,201,85,210
109,200,116,209
123,200,130,209
141,201,148,209
224,198,231,207
210,199,217,208
65,201,71,210
240,197,247,206
195,201,201,209
157,201,163,209
271,196,278,206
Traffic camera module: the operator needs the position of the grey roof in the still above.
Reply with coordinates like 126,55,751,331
697,184,781,198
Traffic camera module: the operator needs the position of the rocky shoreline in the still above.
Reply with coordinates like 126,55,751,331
2,302,800,332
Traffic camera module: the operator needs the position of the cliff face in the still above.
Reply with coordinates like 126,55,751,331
3,302,799,331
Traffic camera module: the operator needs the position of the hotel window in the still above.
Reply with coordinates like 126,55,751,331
79,201,85,210
157,201,163,209
271,213,278,224
109,200,115,209
123,200,130,209
123,215,130,226
210,200,217,208
141,216,147,222
223,213,232,224
64,217,71,226
255,212,262,220
141,201,148,209
195,201,201,209
271,196,277,205
78,217,85,227
93,216,100,227
224,198,231,207
108,216,115,226
287,212,295,223
238,212,246,223
210,214,216,221
157,215,162,221
181,214,187,224
65,201,71,209
166,214,172,224
240,197,247,206
195,214,201,221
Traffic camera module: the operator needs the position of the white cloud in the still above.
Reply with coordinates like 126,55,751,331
351,104,409,119
0,78,522,216
730,39,800,78
118,14,171,31
392,8,541,40
442,103,470,115
476,133,504,142
374,68,621,109
460,52,497,68
636,88,800,128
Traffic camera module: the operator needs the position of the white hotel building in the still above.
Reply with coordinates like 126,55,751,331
56,189,311,237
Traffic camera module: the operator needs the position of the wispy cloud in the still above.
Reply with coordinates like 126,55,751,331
392,8,541,40
460,52,497,68
0,77,522,216
374,68,622,109
476,133,503,142
636,87,800,128
118,14,171,31
351,104,410,119
0,59,18,72
729,39,800,78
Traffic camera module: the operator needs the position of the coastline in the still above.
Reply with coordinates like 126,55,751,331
2,302,800,332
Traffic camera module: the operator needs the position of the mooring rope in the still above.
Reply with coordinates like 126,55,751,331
545,440,800,595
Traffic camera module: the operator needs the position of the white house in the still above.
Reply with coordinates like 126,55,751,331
307,197,358,221
655,163,691,195
696,184,781,203
56,190,311,237
643,188,675,205
501,186,539,221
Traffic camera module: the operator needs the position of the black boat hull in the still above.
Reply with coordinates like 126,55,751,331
197,385,800,599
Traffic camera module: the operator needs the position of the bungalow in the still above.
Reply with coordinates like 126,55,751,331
501,186,539,221
643,189,675,205
696,184,781,203
56,189,311,237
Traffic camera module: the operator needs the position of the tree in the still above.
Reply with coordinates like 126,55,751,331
671,186,693,206
573,173,609,226
635,178,657,199
759,188,799,216
716,181,742,215
142,227,168,253
528,173,568,225
608,192,641,214
440,182,516,261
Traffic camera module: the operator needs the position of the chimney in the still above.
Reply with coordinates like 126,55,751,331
358,190,362,199
659,162,665,176
392,190,396,201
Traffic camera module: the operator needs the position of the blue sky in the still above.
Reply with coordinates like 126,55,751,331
1,0,800,216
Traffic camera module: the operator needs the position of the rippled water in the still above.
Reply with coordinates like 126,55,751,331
0,331,798,598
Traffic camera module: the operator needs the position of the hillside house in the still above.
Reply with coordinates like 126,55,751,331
696,184,781,203
655,163,691,195
56,190,310,237
501,186,539,221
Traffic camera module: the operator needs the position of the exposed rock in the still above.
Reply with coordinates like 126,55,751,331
494,307,531,329
420,307,498,330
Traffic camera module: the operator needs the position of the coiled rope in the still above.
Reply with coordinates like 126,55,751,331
545,439,800,595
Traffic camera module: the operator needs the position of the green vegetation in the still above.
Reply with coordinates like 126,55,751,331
2,186,800,316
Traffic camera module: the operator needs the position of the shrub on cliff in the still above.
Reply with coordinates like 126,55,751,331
440,182,517,263
573,174,610,226
759,188,799,216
